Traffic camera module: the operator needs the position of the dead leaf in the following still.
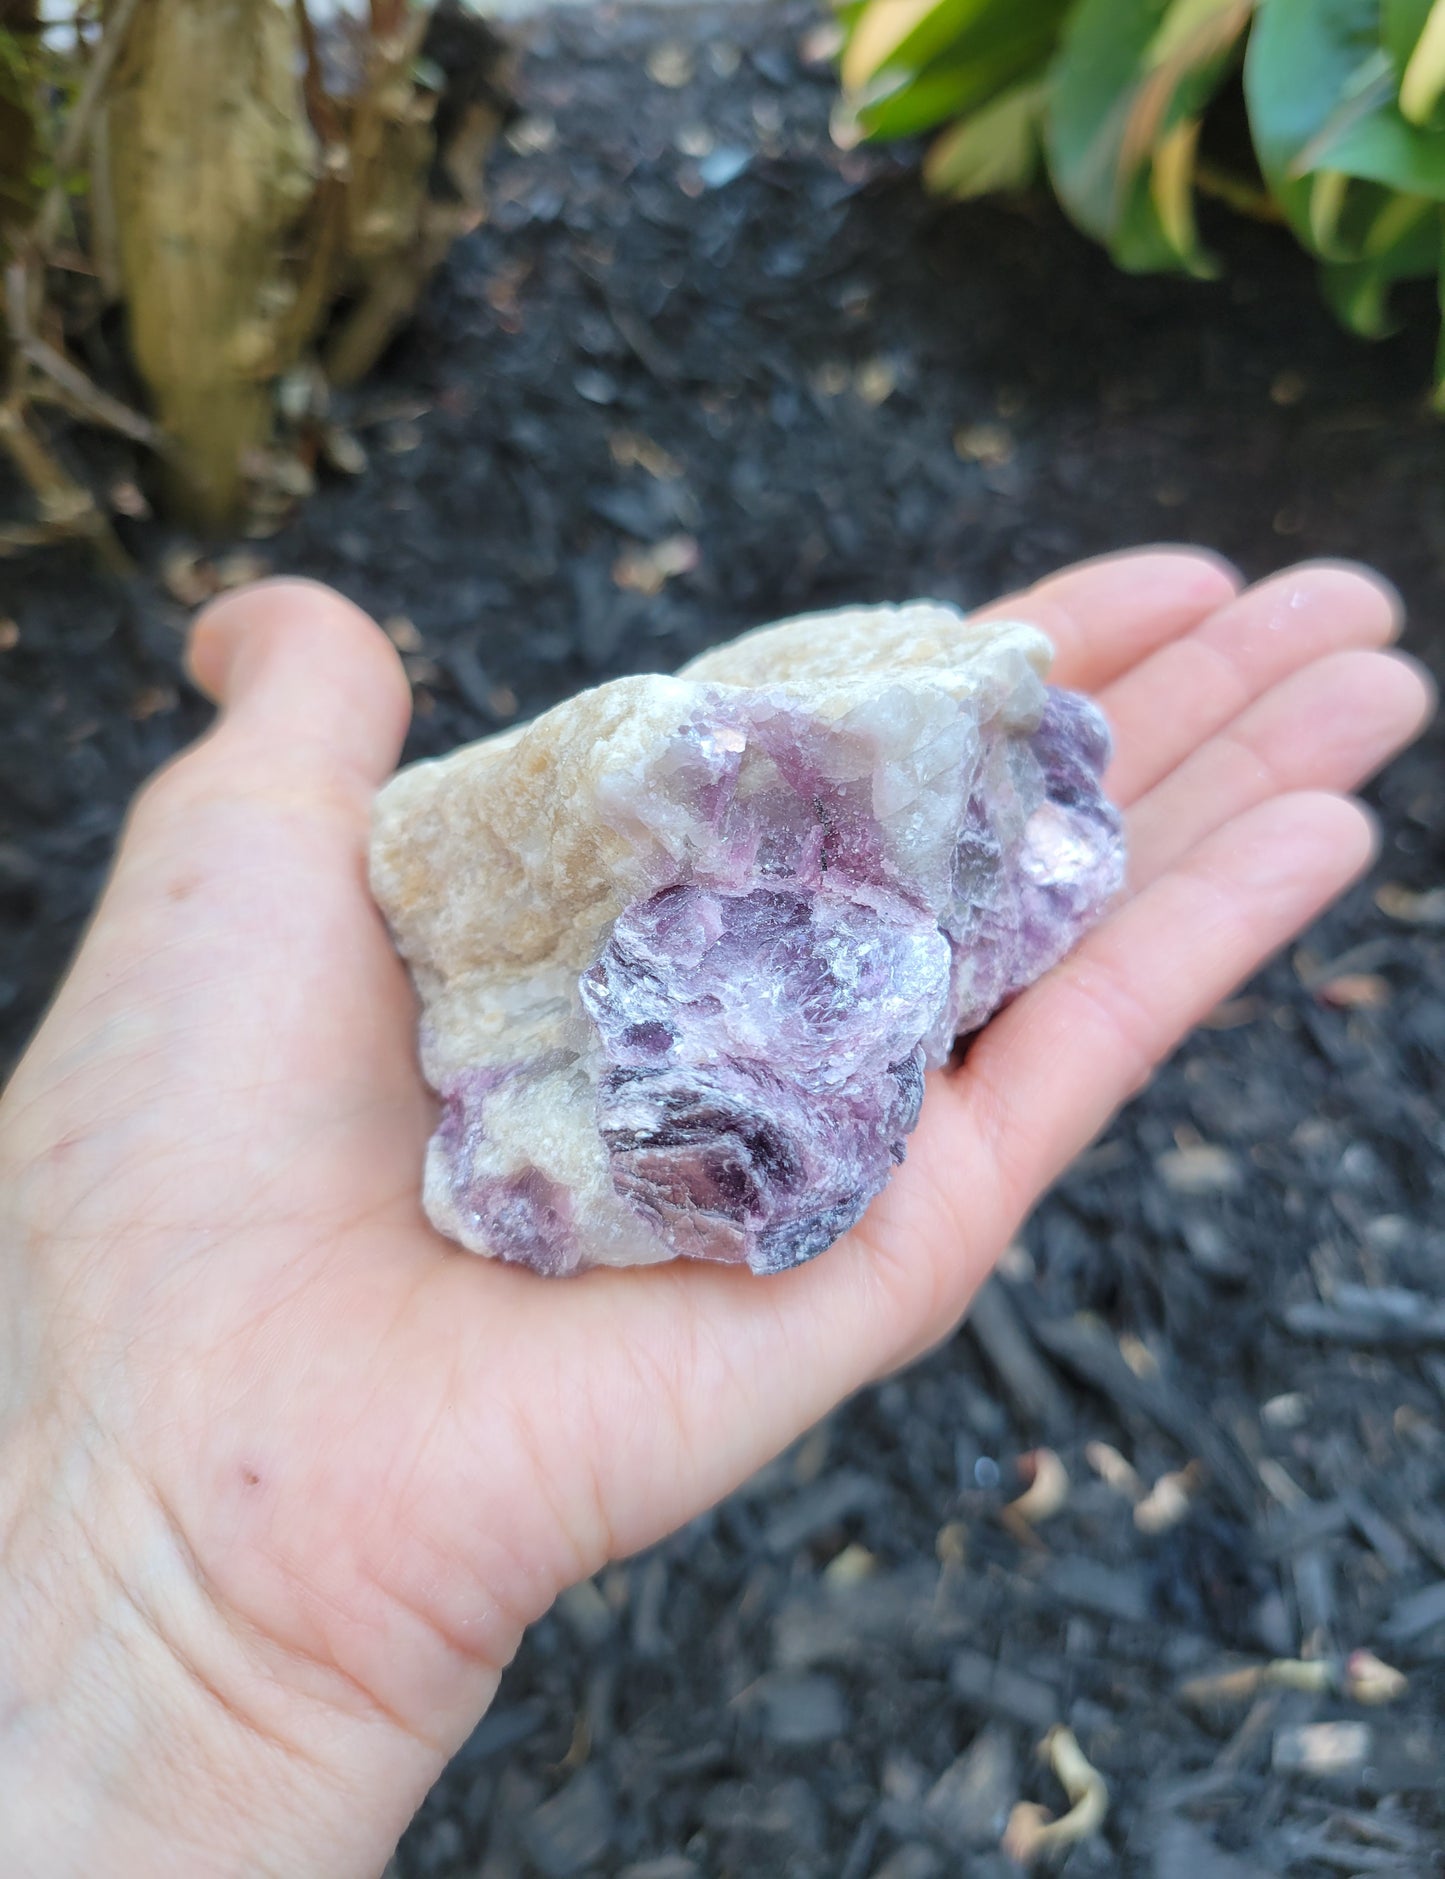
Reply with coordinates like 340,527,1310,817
954,422,1013,465
613,533,700,596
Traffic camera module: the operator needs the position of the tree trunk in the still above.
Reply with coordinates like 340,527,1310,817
105,0,317,532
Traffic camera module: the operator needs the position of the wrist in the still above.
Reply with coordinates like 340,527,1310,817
3,1409,262,1874
0,1404,415,1878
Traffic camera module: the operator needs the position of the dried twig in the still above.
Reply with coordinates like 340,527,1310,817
0,0,151,559
1193,159,1284,223
1179,1649,1407,1710
5,264,161,447
967,1278,1071,1431
0,399,128,570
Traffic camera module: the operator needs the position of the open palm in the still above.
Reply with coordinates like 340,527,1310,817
0,550,1431,1875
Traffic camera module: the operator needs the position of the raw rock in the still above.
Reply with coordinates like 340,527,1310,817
371,602,1123,1275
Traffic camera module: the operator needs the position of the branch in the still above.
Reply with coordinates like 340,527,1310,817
4,261,163,446
0,397,130,571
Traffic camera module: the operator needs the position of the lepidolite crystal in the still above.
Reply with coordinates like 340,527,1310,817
370,604,1124,1276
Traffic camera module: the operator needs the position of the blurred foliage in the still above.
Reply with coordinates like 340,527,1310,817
0,0,512,548
837,0,1445,400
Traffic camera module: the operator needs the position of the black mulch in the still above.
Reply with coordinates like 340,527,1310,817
2,4,1444,1874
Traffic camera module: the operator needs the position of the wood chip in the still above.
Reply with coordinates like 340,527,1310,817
966,1278,1071,1431
1285,1285,1445,1348
1379,1579,1445,1645
949,1648,1059,1730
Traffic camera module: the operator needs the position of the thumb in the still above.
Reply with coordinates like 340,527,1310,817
2,583,411,1132
186,578,411,789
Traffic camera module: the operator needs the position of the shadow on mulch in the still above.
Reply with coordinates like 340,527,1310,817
1,4,1443,1875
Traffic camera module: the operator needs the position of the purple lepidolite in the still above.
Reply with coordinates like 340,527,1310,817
369,603,1124,1276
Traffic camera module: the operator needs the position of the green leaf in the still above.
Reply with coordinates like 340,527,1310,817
1310,90,1445,190
852,57,1007,138
1045,0,1251,274
1321,256,1394,331
1317,194,1437,334
1246,0,1376,240
853,16,1060,139
924,78,1047,193
1244,0,1445,263
843,0,1068,92
843,0,966,90
1398,0,1445,120
1383,0,1436,69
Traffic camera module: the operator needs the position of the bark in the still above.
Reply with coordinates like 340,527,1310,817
105,0,318,531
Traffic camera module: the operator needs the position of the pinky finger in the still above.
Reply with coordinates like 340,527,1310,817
945,791,1377,1221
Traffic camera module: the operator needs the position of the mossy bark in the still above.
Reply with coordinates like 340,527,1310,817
0,3,41,258
105,0,318,532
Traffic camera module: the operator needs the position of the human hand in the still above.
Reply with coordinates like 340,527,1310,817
0,552,1432,1876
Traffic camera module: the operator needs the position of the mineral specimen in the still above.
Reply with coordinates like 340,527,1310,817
369,604,1124,1276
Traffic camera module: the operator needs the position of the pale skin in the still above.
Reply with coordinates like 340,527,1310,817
0,550,1433,1876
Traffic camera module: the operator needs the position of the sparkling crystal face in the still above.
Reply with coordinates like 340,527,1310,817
580,885,945,1268
573,683,1122,1275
